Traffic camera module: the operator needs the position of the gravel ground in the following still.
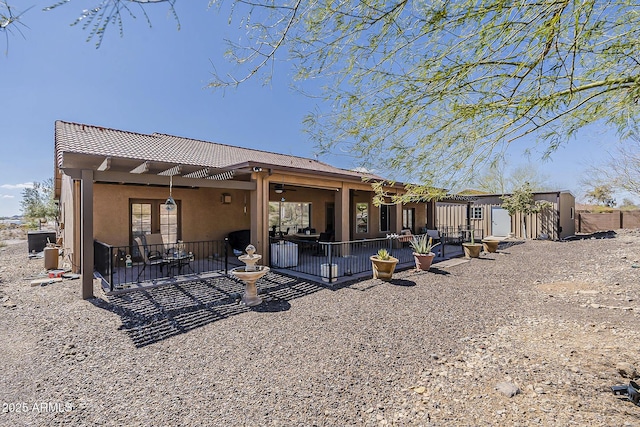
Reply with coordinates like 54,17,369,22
1,231,640,426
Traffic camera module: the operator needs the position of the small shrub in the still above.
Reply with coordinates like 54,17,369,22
409,234,440,254
376,248,391,260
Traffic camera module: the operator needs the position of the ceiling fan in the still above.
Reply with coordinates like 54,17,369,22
274,183,296,194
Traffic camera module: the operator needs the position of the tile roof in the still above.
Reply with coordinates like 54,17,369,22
55,121,375,180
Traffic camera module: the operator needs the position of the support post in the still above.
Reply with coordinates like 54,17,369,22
335,185,350,242
81,169,94,299
395,201,403,233
251,173,270,259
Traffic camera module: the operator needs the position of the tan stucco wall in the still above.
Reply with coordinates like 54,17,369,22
93,183,251,247
58,174,77,270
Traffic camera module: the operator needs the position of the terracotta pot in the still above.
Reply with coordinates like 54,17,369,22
413,252,436,271
370,255,399,280
482,240,499,253
462,243,482,258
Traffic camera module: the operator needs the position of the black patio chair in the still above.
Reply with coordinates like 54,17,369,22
133,236,166,281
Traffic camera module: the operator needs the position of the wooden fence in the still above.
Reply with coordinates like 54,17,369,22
576,210,640,233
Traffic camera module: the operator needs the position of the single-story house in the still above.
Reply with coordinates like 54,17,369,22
54,121,438,298
436,190,575,241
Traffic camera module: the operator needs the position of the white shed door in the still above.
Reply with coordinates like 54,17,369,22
491,207,511,237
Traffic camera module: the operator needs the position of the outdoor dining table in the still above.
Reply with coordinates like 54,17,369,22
291,233,320,241
163,252,193,276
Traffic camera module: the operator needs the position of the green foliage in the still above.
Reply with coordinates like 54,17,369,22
590,205,615,213
620,198,639,211
39,1,640,193
501,182,552,238
585,185,616,208
44,0,180,49
20,179,57,223
501,183,550,216
294,1,640,190
409,234,440,255
376,248,390,260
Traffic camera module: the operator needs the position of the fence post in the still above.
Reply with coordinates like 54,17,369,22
224,237,229,274
620,210,624,229
578,213,581,233
327,243,333,282
109,245,114,293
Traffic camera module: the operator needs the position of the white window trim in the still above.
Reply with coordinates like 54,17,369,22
471,207,483,220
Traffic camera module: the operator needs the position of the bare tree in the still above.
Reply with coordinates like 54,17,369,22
586,134,640,199
472,159,551,195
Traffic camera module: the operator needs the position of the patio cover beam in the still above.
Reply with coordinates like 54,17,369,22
97,157,111,171
206,170,235,181
90,170,256,190
158,165,182,176
130,161,149,174
183,168,212,179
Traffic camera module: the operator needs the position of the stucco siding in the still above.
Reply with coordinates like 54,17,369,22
58,174,77,271
92,184,251,247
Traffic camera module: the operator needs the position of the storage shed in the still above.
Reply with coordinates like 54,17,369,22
436,191,575,240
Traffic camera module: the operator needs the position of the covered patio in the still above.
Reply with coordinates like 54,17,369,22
55,121,443,299
93,232,466,296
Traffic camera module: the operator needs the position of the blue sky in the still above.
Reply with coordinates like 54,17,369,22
0,2,633,217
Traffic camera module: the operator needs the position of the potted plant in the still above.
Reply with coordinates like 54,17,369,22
409,234,441,271
370,248,399,280
462,229,482,258
481,239,500,253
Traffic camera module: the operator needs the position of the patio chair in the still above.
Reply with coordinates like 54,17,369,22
426,229,443,256
144,233,170,254
426,229,442,246
134,236,166,281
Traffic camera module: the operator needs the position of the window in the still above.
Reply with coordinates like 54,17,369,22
570,206,575,220
471,207,483,220
402,208,415,231
380,205,390,232
131,199,181,249
356,203,368,233
269,201,311,233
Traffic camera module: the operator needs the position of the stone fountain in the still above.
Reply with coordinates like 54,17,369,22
230,244,270,306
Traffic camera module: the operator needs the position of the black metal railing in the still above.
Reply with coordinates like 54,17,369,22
268,236,418,282
437,225,484,245
95,239,229,292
